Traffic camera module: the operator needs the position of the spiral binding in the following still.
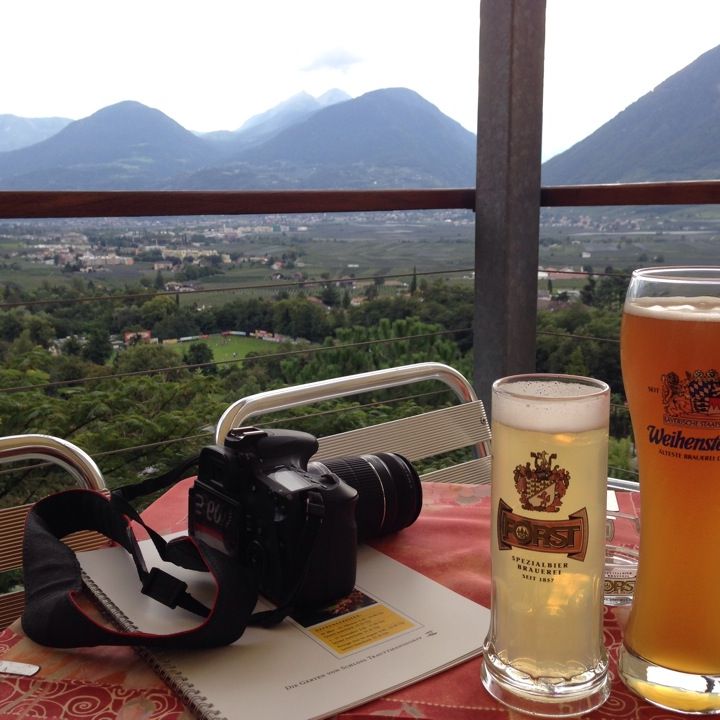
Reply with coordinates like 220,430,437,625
81,570,227,720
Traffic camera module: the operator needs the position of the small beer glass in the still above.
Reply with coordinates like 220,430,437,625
619,266,720,714
482,374,610,717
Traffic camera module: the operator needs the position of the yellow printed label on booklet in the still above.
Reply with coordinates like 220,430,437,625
310,604,415,655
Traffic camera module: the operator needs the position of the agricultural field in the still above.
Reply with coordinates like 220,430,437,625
540,205,720,271
3,208,720,302
539,229,720,269
0,212,476,297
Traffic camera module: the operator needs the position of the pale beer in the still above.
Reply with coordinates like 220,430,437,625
619,273,720,713
482,375,610,717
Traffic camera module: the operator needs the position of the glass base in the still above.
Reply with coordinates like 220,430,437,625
619,645,720,715
481,654,610,717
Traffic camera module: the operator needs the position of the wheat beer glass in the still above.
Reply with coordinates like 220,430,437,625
482,374,610,717
619,267,720,714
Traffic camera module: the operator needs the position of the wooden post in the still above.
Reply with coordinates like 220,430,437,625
473,0,546,416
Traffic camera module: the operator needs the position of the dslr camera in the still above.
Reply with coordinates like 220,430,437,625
188,427,422,609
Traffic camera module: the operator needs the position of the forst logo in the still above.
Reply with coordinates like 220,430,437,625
513,450,569,513
499,450,588,561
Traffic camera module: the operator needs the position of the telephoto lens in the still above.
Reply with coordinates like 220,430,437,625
309,453,422,542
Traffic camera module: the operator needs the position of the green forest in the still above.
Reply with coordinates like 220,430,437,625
0,270,632,508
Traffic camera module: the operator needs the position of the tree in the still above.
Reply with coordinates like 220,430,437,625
409,266,418,295
271,299,332,342
319,284,341,307
5,331,53,372
593,269,630,310
113,344,184,374
82,328,113,365
26,314,55,347
184,342,216,375
49,354,110,386
0,310,24,342
580,276,596,305
564,345,589,376
364,284,379,301
154,271,166,290
153,309,201,340
608,437,635,480
275,316,467,387
139,295,176,328
62,335,83,356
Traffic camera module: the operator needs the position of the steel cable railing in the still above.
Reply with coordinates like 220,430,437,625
0,387,453,472
537,330,619,345
0,327,472,395
0,267,474,311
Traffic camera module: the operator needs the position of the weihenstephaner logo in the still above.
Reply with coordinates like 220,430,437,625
498,450,588,561
662,369,720,425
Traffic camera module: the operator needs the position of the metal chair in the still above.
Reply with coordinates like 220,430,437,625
215,362,491,485
0,435,107,629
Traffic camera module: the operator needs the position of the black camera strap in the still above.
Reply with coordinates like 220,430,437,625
21,457,326,649
248,488,327,628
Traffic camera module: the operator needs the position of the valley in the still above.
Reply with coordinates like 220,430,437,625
1,206,720,302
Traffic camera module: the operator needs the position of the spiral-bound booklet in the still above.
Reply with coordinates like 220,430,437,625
78,534,489,720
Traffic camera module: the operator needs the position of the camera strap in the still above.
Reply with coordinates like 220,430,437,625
21,456,326,649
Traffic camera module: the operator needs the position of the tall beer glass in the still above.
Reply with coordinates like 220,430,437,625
619,267,720,714
482,374,610,717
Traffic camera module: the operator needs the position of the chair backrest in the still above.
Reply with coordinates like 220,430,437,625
0,435,107,629
215,362,491,486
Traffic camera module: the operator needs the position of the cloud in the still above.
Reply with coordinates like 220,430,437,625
303,48,362,73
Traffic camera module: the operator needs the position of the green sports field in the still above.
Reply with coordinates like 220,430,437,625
169,333,271,363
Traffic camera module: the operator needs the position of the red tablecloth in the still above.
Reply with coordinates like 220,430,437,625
0,482,672,720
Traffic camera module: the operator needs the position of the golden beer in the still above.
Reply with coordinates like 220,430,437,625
620,272,720,714
482,375,610,717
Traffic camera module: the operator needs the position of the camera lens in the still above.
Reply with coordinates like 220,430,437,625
309,453,422,542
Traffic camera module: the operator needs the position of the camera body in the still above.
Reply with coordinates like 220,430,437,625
188,427,358,609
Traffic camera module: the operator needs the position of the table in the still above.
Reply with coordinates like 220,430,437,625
0,482,671,720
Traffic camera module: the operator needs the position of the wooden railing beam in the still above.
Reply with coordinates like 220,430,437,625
2,180,720,221
541,180,720,207
0,189,476,219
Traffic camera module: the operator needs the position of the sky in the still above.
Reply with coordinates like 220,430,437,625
3,0,720,161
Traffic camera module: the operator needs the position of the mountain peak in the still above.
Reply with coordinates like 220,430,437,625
81,100,186,130
228,86,475,189
317,89,351,107
237,89,350,134
0,100,215,189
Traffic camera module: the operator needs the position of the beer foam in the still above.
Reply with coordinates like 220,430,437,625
493,379,609,433
624,296,720,322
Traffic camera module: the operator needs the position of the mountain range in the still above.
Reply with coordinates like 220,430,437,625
4,40,720,192
0,88,476,190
